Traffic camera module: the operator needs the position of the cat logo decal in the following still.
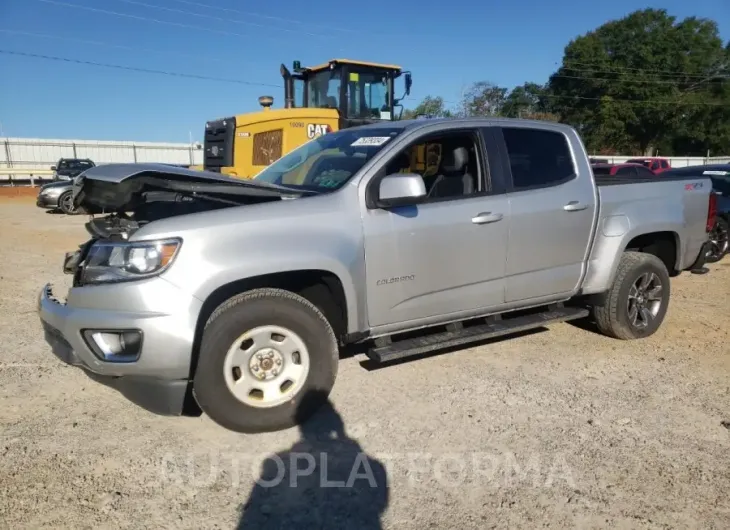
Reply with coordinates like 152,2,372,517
307,123,331,139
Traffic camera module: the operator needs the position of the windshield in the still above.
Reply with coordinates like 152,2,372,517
345,70,392,120
59,160,93,170
253,127,404,192
305,67,394,120
307,69,341,108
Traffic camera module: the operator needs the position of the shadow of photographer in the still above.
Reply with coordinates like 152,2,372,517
238,390,389,529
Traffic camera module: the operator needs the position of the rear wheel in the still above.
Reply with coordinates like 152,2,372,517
592,251,670,340
705,217,728,263
58,190,76,215
193,288,338,433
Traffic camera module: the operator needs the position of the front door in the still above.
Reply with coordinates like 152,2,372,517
361,128,509,329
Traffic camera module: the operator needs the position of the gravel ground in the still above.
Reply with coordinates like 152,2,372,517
1,198,729,529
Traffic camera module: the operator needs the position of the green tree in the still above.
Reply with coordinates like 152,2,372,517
402,96,453,119
502,82,550,118
547,8,730,155
459,81,507,117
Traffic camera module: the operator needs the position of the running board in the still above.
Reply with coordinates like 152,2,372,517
366,306,590,364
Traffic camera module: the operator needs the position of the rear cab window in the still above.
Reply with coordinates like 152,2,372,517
616,167,636,176
591,166,613,176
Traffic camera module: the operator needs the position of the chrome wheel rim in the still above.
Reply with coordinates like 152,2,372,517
61,193,75,213
627,272,663,329
223,325,310,408
706,220,728,261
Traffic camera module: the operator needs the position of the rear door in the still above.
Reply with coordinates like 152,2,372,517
495,126,597,303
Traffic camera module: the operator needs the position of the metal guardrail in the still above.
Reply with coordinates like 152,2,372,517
0,169,54,175
0,169,56,187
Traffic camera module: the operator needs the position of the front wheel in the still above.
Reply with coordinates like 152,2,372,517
592,251,671,340
58,190,77,215
193,288,339,433
705,217,729,264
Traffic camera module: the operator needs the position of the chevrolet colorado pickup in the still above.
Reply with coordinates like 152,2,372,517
38,118,716,433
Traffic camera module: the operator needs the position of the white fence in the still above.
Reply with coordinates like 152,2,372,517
0,137,204,181
1,136,728,182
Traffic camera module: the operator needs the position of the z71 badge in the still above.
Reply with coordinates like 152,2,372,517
307,123,331,139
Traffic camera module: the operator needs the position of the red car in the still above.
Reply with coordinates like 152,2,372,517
625,157,671,173
591,163,658,178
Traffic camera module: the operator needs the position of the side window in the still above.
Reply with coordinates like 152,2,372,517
616,167,635,176
384,130,484,200
660,160,669,169
501,127,574,190
58,160,68,170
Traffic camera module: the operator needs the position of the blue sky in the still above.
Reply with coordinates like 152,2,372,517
0,0,728,142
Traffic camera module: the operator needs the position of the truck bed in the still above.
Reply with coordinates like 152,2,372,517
594,174,699,186
594,174,710,274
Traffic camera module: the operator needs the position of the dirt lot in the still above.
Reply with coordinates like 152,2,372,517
1,197,729,529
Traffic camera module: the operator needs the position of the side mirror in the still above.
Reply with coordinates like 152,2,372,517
405,73,412,96
377,172,426,208
50,166,57,171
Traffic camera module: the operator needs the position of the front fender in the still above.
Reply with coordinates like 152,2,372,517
189,251,364,335
150,205,367,334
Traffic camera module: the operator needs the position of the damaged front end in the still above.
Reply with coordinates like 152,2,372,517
62,163,311,283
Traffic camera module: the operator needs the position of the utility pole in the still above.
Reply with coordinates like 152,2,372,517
188,131,194,166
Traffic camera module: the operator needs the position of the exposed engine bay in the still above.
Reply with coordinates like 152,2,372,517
62,163,312,280
72,163,311,239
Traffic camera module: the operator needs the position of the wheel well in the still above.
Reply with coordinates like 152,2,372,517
625,231,679,276
188,270,348,378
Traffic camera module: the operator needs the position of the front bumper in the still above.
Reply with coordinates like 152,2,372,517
36,194,60,209
38,281,203,416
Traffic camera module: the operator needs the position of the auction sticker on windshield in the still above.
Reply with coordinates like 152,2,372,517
351,136,392,146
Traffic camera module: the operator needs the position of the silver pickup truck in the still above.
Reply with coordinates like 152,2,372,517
38,118,715,433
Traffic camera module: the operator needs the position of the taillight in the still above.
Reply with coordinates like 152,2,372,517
706,192,717,232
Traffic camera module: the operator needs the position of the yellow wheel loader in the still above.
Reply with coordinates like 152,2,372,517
202,58,412,178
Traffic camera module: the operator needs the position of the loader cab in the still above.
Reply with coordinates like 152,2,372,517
282,59,412,128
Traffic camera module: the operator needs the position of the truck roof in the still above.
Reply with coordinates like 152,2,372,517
305,58,402,72
355,116,569,133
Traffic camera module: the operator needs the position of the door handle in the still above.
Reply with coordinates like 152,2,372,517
471,212,503,224
563,201,587,212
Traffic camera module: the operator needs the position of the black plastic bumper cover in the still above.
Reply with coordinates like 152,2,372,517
688,241,712,272
83,371,190,416
41,320,189,416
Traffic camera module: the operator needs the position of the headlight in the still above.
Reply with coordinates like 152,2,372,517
40,187,63,197
80,238,181,284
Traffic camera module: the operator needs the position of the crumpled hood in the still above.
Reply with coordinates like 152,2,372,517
72,163,307,212
40,180,73,191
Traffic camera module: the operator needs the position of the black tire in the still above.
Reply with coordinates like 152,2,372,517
705,217,729,264
193,288,338,433
58,190,76,215
592,251,670,340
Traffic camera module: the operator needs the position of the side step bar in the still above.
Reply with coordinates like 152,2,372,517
366,306,590,364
